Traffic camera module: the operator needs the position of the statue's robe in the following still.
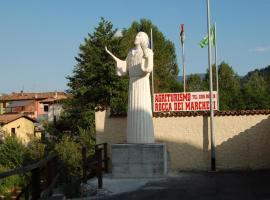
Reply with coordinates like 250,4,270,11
116,48,155,143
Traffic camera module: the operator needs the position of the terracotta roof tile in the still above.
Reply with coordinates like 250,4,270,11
39,96,68,103
95,106,106,112
106,110,270,118
0,92,68,101
0,113,36,124
153,110,270,117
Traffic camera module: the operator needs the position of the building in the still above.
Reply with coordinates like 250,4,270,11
0,113,40,144
0,91,68,122
0,93,7,114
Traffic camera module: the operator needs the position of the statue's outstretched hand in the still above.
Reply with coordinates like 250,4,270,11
105,46,121,63
105,46,110,54
105,46,122,63
105,46,127,75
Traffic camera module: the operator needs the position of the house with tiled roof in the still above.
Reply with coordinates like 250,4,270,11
0,113,40,144
0,91,69,122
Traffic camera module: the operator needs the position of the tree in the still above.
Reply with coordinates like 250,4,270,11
214,62,243,110
121,19,181,93
242,72,270,109
186,74,206,92
204,64,219,92
243,65,270,102
66,18,128,131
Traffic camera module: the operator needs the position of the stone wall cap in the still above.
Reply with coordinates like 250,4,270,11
102,109,270,118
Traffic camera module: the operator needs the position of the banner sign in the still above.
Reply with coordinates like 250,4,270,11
154,91,218,112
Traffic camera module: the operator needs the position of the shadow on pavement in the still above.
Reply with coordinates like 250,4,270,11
103,171,270,200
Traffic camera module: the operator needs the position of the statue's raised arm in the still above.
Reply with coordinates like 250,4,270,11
105,46,127,76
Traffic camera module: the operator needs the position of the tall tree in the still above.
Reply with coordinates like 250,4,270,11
242,72,270,109
186,74,206,92
204,64,219,91
121,19,181,93
215,62,243,110
244,65,270,96
66,18,128,131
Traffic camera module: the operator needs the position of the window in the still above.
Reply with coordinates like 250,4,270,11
44,105,49,112
11,128,16,136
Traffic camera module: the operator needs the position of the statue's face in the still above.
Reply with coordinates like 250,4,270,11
134,32,144,45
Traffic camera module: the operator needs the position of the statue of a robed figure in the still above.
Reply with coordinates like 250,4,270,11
105,32,155,144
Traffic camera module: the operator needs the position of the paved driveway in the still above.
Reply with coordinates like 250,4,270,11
104,171,270,200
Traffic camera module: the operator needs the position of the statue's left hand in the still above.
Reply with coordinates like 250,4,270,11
140,42,147,51
140,43,149,58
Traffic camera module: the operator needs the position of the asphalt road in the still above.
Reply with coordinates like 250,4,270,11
103,171,270,200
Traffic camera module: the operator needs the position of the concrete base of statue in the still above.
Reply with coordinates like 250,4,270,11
111,143,167,178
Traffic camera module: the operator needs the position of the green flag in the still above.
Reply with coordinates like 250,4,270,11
199,25,215,48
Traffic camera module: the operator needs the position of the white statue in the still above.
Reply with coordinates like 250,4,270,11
105,32,155,143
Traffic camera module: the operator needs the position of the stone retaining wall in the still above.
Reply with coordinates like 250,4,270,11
95,110,270,171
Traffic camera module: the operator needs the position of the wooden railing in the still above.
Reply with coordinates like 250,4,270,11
95,143,109,173
0,143,109,199
0,154,58,200
82,143,109,189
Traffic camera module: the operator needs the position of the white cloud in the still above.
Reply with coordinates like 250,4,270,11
250,47,270,52
113,30,123,38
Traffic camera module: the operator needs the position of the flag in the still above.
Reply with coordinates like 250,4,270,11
199,25,215,48
180,24,185,44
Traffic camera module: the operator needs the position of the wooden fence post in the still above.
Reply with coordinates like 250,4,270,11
31,168,41,200
24,188,29,200
104,143,108,173
46,159,53,189
96,148,103,189
82,146,87,183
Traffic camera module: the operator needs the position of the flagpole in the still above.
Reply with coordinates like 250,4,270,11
182,40,186,93
207,0,216,171
151,28,154,98
214,22,219,110
180,24,186,93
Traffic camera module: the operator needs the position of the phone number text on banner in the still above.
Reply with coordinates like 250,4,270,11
154,91,218,112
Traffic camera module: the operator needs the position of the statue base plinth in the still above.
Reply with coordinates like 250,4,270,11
111,143,167,178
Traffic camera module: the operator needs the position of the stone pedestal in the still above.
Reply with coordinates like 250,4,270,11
111,143,167,178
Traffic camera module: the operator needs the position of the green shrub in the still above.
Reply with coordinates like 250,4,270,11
0,136,25,169
54,135,83,197
0,166,22,196
54,135,82,180
78,127,95,157
24,139,46,164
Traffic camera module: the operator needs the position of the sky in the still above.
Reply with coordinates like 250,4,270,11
0,0,269,93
